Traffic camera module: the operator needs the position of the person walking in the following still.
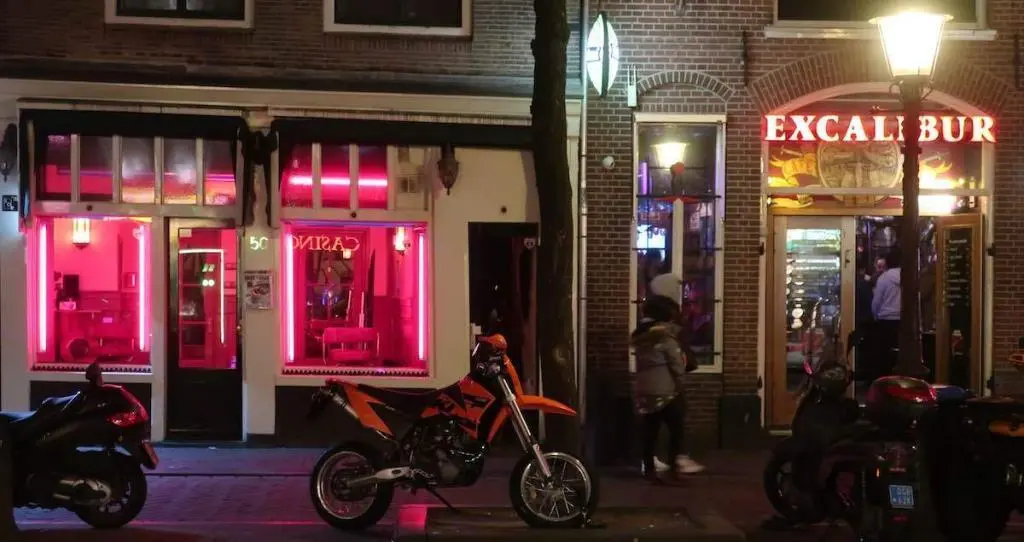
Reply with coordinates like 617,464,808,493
632,294,705,481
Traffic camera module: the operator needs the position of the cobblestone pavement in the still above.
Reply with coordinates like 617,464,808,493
13,447,1024,541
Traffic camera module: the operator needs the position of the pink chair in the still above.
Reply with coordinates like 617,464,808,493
322,327,379,366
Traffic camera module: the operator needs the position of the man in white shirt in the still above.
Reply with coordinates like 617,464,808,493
871,253,902,378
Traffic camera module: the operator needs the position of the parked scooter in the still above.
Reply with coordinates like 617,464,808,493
0,362,157,529
763,323,940,540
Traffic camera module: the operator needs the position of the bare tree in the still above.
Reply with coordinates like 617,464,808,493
531,0,579,452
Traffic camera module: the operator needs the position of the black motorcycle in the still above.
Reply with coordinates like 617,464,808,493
763,329,942,540
0,362,157,529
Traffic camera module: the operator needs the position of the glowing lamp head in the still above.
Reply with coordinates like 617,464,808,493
871,10,952,80
393,226,409,254
71,218,91,249
652,142,687,170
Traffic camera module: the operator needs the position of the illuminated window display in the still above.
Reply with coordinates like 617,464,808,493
38,135,238,206
281,144,389,210
35,217,152,368
282,223,428,375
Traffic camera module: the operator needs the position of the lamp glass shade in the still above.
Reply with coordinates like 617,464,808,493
652,142,687,169
871,11,952,79
585,12,620,96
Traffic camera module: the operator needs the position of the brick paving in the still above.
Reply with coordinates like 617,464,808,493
11,447,1024,541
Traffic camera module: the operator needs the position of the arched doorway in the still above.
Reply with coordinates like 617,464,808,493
760,84,995,429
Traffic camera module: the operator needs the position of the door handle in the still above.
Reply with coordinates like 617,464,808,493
844,249,852,267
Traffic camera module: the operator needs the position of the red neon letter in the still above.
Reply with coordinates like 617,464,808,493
920,116,939,142
871,116,894,141
843,116,868,142
764,115,787,141
971,116,996,143
941,116,967,143
815,115,840,142
790,115,815,141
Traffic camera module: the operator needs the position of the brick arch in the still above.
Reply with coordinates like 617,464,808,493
749,46,1013,116
636,70,736,103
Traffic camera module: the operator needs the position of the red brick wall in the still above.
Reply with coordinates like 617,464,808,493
0,0,580,84
584,0,1024,438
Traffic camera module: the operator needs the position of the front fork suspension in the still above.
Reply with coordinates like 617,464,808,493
498,377,553,479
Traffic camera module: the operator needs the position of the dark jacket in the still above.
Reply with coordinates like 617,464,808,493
631,318,687,412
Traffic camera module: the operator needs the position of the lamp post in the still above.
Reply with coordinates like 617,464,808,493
871,9,952,378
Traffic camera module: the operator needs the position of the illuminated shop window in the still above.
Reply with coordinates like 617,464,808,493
281,144,390,210
37,135,238,206
282,223,429,375
176,228,238,370
35,217,152,370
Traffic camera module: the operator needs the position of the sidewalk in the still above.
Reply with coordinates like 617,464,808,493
148,445,770,479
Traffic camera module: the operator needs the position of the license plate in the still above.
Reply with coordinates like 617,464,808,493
141,441,160,469
888,484,915,509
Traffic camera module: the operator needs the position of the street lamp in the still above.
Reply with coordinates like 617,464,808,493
870,9,952,377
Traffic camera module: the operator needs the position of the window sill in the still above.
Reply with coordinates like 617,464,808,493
31,364,153,376
105,0,253,29
763,23,997,41
322,22,470,37
281,365,429,378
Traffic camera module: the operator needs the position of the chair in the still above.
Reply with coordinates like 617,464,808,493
322,326,379,366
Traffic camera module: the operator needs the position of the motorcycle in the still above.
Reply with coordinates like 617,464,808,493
0,362,157,529
305,333,598,530
763,319,940,540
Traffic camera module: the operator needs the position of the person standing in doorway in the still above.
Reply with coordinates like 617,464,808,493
633,295,705,482
872,252,902,378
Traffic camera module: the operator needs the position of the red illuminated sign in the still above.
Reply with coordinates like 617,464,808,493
763,114,996,144
293,235,361,253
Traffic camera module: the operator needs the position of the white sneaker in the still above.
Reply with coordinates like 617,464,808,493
675,455,706,474
641,456,672,474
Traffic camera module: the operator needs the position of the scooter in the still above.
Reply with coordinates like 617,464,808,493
0,362,158,529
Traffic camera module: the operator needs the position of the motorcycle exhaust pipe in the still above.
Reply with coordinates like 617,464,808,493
343,467,412,489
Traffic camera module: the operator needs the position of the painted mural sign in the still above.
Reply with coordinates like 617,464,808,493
763,114,996,144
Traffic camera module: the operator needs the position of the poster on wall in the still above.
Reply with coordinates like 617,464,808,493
243,270,274,310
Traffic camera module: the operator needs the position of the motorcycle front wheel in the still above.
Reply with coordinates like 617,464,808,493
763,437,824,525
73,454,148,529
509,451,598,528
309,442,394,531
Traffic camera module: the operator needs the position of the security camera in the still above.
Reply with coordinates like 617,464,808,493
601,155,615,170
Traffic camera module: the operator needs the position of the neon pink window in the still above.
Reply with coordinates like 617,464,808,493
320,144,351,209
176,228,238,370
281,144,313,208
164,138,198,205
121,137,157,204
36,217,152,368
282,223,428,375
355,146,388,209
204,140,237,206
80,136,114,202
39,135,72,201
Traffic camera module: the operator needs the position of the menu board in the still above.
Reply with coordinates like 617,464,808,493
943,227,973,388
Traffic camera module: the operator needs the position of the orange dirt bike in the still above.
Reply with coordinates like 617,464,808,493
305,333,599,530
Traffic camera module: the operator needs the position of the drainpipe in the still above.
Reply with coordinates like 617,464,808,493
577,0,589,430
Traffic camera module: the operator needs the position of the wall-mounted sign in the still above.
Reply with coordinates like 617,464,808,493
248,235,269,252
586,12,620,97
763,114,996,144
1,195,17,212
293,235,361,254
243,270,273,310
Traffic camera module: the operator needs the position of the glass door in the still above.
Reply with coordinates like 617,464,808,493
166,219,242,441
767,216,856,428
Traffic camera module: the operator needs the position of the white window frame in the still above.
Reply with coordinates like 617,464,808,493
764,0,996,41
104,0,254,29
629,113,726,375
323,0,471,37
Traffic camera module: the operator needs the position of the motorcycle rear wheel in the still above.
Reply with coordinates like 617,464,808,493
73,455,148,530
509,451,598,528
309,442,394,531
763,437,825,525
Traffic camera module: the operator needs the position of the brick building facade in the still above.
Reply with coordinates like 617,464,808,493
585,0,1024,455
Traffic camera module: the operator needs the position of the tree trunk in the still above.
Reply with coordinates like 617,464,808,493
531,0,578,453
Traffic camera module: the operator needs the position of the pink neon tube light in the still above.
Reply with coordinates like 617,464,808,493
287,176,388,187
285,234,295,362
138,226,147,351
417,233,426,361
38,224,48,353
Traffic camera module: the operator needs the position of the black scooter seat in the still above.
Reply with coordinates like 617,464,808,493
0,393,81,439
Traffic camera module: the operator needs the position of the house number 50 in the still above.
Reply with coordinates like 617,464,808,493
248,236,269,251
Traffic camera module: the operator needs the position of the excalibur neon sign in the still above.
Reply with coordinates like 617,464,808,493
763,114,996,143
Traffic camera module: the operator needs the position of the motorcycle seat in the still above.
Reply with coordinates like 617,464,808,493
354,384,446,417
0,393,81,440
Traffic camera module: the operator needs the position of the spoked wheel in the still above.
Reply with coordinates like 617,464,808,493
309,443,393,531
509,451,599,528
74,460,148,529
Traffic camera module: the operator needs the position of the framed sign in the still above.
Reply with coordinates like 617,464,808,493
243,270,274,310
